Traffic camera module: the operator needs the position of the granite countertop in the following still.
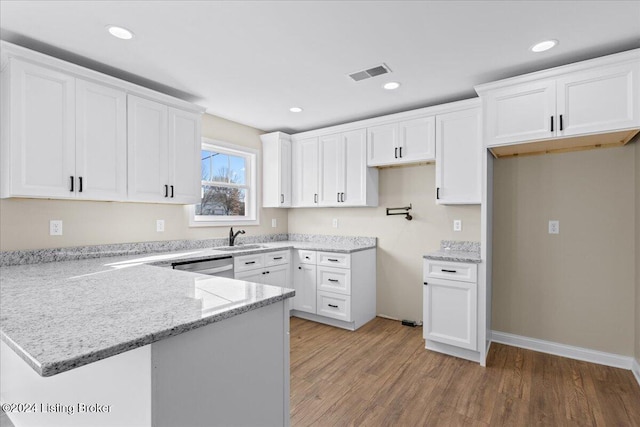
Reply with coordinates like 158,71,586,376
0,239,376,377
423,240,481,264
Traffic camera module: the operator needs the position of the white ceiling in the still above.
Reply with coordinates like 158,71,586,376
1,1,639,133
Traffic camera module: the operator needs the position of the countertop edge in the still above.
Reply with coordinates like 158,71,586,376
422,254,482,264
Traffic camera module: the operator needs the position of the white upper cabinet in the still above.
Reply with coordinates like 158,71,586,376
478,51,640,149
367,116,435,166
168,107,201,204
127,95,169,202
482,80,556,147
2,59,76,199
435,106,482,205
128,96,201,204
76,79,127,201
261,132,292,208
292,137,319,207
318,129,378,207
556,63,640,137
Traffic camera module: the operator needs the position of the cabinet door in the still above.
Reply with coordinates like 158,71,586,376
367,123,397,166
264,263,290,289
8,59,76,198
127,95,169,202
435,108,482,204
75,80,127,201
234,269,267,285
423,278,477,351
292,137,319,207
317,133,342,206
293,261,317,313
484,79,556,146
397,116,435,163
279,138,292,207
342,129,367,206
168,107,201,204
557,62,640,137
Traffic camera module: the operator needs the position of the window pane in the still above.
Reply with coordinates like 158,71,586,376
228,155,246,185
201,150,214,181
212,153,230,182
196,185,246,216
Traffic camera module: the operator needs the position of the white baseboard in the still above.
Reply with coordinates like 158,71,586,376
490,330,633,370
632,359,640,388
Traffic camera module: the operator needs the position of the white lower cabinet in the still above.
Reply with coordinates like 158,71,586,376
423,259,478,357
234,251,291,289
291,248,376,331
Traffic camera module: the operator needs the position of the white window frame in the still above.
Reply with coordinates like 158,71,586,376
189,138,259,227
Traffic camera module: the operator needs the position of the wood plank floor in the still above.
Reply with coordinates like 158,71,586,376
290,316,640,426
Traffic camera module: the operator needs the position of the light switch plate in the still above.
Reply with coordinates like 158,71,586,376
49,220,63,236
271,218,277,228
548,220,559,234
157,220,165,232
332,218,339,228
453,220,462,232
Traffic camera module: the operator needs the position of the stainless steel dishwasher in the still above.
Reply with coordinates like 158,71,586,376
171,256,234,278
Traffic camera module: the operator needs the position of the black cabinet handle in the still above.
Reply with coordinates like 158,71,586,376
328,258,338,262
298,266,302,270
550,116,554,132
559,114,563,131
164,185,168,197
395,147,398,159
78,176,83,193
266,271,270,274
70,176,74,192
337,193,340,202
340,193,345,202
442,269,457,273
305,256,310,259
436,187,440,200
245,261,255,265
170,185,174,198
273,257,283,260
280,194,284,204
328,278,339,282
262,271,266,275
399,147,402,158
328,304,339,308
314,194,318,203
423,282,429,286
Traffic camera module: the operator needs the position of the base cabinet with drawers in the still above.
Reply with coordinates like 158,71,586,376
291,248,376,331
423,259,479,362
234,250,291,289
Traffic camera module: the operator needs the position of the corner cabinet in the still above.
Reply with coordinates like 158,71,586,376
423,259,478,356
367,116,435,166
261,132,292,208
478,51,640,152
318,129,378,207
435,106,482,204
0,42,204,203
127,95,201,204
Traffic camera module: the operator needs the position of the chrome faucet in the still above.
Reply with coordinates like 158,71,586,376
228,227,245,246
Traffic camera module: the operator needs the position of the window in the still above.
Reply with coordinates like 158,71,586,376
190,138,258,226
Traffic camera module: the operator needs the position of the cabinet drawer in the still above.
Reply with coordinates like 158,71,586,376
317,291,351,322
296,250,317,265
264,250,290,267
234,254,265,272
317,266,351,295
317,252,351,269
424,260,477,283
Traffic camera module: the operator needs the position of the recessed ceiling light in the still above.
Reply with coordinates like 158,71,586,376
383,82,401,90
106,25,134,40
530,39,558,53
289,107,303,113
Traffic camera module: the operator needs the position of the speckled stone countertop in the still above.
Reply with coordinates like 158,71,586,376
423,240,481,263
0,239,376,377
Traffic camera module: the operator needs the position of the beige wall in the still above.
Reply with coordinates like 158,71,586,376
0,114,288,251
636,141,640,364
288,164,481,323
492,145,636,356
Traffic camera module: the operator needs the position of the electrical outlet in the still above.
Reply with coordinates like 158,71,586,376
453,219,462,232
156,220,165,232
548,220,559,234
271,218,277,228
332,218,339,228
49,220,63,236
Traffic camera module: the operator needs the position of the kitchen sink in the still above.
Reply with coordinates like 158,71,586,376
216,245,265,251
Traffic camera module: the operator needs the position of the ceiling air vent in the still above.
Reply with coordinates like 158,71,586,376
348,63,392,82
